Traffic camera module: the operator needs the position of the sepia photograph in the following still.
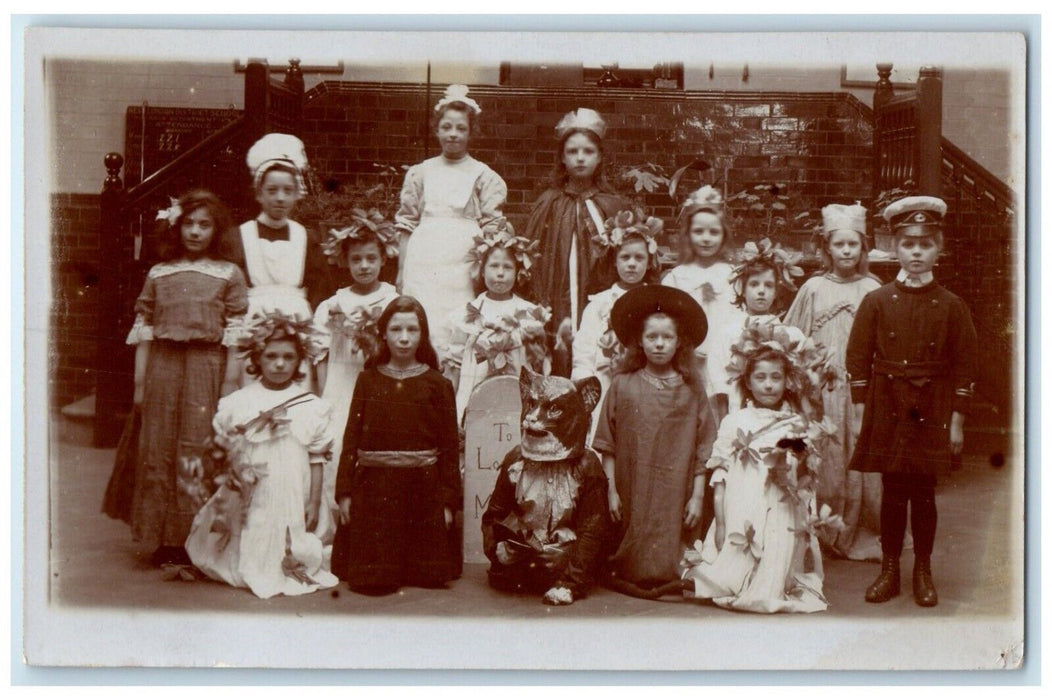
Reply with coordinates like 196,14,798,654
20,22,1028,672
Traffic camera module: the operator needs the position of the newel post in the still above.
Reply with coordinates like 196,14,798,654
93,152,127,447
915,65,943,197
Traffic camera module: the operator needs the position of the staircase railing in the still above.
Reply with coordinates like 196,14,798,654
92,59,305,446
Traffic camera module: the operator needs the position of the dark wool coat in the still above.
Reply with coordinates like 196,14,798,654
846,279,978,477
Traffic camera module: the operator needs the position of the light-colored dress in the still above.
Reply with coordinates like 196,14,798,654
396,155,507,357
784,272,882,561
185,382,339,599
663,261,739,400
445,292,548,423
311,282,399,551
571,282,632,445
682,405,827,613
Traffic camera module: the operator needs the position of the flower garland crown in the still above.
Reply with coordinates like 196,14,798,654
321,208,401,265
467,218,540,285
679,185,724,221
729,237,806,297
594,207,663,269
434,84,481,115
725,315,838,419
236,311,323,364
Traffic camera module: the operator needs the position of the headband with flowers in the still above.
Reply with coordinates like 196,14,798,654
466,218,540,285
729,237,806,303
236,311,324,364
321,208,401,265
434,84,482,115
724,315,838,420
678,185,724,223
156,197,182,227
594,207,663,269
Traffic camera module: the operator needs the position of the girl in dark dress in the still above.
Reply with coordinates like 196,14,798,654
331,296,461,594
523,108,627,376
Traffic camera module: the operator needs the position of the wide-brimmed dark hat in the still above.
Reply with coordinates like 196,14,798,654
610,285,708,349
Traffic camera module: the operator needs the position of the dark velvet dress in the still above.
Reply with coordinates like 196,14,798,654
331,365,461,588
846,279,979,478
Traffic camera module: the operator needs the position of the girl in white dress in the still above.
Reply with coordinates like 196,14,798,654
444,220,548,423
395,85,508,359
312,218,400,552
662,186,740,420
572,206,663,445
186,313,339,599
784,204,883,561
680,318,839,613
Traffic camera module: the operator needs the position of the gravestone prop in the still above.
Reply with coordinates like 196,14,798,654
462,375,522,564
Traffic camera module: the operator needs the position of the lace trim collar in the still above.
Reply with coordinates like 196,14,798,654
378,363,429,380
149,258,235,281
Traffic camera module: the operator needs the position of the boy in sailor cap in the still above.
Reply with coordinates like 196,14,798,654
845,195,978,607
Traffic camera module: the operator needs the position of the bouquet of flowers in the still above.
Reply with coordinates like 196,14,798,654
328,303,384,363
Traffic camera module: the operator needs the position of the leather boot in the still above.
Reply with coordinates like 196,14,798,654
865,555,900,603
913,557,938,607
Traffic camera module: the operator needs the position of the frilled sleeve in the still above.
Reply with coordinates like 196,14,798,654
335,371,369,500
692,387,718,476
783,277,817,336
433,373,462,511
705,411,738,484
949,296,979,415
474,166,507,230
211,392,239,452
845,291,878,404
394,165,425,235
221,265,249,347
126,272,157,345
305,398,335,466
312,295,335,364
571,295,605,381
590,374,619,455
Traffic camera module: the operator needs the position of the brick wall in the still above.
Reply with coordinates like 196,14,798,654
51,193,102,408
301,82,875,239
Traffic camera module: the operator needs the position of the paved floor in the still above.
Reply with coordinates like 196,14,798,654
46,416,1022,623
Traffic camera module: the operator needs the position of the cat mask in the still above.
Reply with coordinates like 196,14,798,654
518,367,602,462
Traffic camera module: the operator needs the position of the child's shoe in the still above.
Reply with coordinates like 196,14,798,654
912,557,938,607
864,555,901,603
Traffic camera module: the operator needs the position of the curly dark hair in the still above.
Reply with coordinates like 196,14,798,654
735,345,800,412
732,257,790,314
615,311,702,391
155,189,234,262
605,233,662,286
365,296,441,371
471,244,532,297
244,330,308,384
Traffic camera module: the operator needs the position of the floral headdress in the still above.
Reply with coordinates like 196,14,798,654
236,311,323,364
725,315,838,419
434,84,481,115
321,208,401,265
466,218,540,285
594,207,663,269
729,237,805,306
156,197,182,227
678,185,724,222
